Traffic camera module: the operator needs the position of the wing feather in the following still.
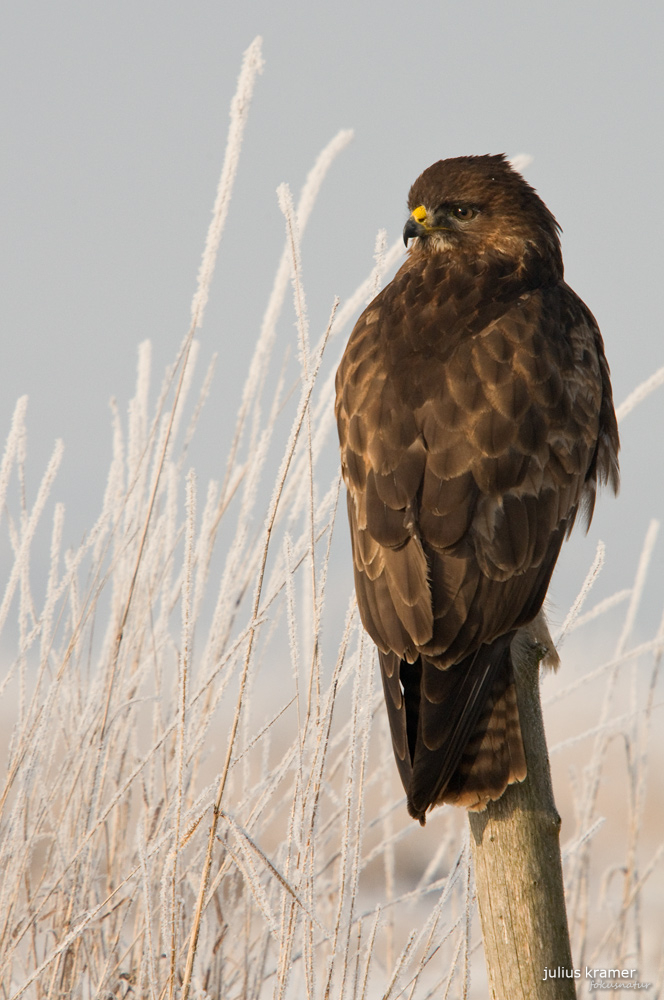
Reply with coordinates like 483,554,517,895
336,253,619,818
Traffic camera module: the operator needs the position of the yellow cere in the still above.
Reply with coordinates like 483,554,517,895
412,205,427,223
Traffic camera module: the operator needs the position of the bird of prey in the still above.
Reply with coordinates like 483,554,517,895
335,155,619,823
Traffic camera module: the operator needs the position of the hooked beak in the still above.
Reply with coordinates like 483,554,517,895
403,216,427,246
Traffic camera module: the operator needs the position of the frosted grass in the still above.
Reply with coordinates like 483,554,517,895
1,40,663,1000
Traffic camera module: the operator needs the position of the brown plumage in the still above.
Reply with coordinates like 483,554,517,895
335,155,619,823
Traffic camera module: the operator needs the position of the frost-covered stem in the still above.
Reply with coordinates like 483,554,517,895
191,37,264,328
555,540,605,646
615,364,664,422
138,826,158,1000
278,181,321,728
180,304,334,999
566,520,659,955
168,469,195,997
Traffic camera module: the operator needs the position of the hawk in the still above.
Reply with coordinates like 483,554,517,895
335,155,619,823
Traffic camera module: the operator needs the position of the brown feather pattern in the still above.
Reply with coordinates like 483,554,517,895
335,155,619,822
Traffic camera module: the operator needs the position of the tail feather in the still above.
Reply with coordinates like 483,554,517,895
379,636,526,823
439,659,526,810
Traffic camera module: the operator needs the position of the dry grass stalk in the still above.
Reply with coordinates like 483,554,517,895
1,41,663,1000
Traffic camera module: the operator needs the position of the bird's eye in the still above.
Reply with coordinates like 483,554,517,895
452,206,477,221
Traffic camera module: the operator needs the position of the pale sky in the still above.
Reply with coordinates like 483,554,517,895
2,0,664,637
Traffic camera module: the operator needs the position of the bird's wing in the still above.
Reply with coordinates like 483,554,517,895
420,285,608,664
337,281,608,659
336,277,616,812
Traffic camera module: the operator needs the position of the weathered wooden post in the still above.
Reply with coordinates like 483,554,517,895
468,618,576,1000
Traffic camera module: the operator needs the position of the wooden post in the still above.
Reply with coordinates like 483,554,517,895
468,615,576,1000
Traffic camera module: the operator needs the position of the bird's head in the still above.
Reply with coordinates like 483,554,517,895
403,154,563,280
